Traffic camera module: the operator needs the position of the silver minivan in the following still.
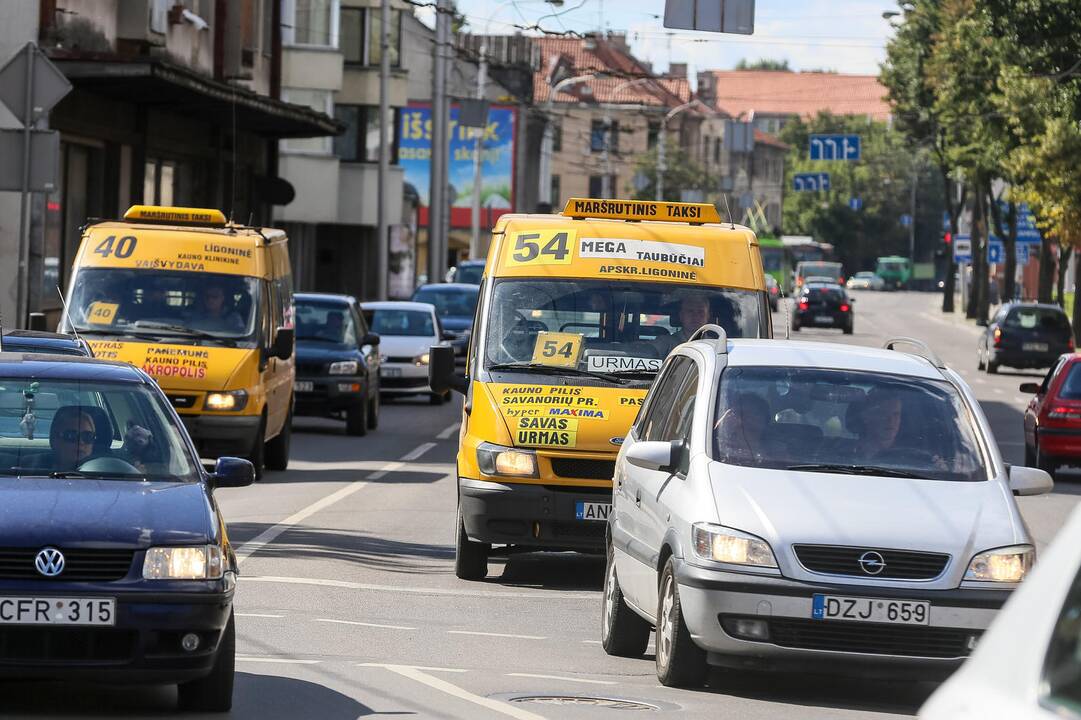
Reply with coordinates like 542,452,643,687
602,330,1053,686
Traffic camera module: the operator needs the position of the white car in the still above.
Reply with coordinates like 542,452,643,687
601,328,1053,687
920,502,1081,719
361,301,450,405
847,272,885,291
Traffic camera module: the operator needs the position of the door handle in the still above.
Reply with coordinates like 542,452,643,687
634,488,641,506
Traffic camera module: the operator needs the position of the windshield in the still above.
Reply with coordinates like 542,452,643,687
367,308,436,337
413,287,479,319
455,265,484,285
69,268,260,345
484,279,765,376
296,301,358,345
879,261,907,272
800,262,841,278
713,367,987,482
1005,307,1070,334
0,378,199,480
760,246,784,272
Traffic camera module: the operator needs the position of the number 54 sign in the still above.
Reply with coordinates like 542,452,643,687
531,331,583,368
504,229,575,267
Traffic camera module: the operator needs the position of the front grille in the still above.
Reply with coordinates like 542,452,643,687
297,362,326,376
168,394,198,409
550,459,615,481
793,545,950,580
386,356,415,364
0,627,136,664
764,618,974,659
0,548,135,581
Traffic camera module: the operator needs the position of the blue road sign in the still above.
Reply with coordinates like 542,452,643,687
900,213,912,227
942,211,951,231
849,197,863,211
987,239,1004,264
1016,243,1030,264
793,172,831,192
809,134,861,161
953,234,972,263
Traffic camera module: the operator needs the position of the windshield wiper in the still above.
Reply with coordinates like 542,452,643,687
487,362,628,385
130,322,238,346
48,470,149,480
786,463,925,479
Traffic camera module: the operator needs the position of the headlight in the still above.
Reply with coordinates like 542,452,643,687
414,352,430,366
329,360,359,375
692,523,777,568
964,545,1034,583
205,390,248,411
143,545,224,580
476,442,538,478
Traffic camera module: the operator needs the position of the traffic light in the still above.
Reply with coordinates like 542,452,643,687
943,232,952,245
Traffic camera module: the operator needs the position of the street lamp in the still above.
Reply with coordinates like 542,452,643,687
538,72,603,207
656,98,711,201
600,77,653,198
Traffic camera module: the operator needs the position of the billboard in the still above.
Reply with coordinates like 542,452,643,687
398,103,517,228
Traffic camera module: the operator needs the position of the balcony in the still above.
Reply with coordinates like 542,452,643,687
338,163,404,226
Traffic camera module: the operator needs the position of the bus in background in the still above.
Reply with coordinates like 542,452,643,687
782,236,835,267
758,236,793,294
795,260,845,289
876,255,912,290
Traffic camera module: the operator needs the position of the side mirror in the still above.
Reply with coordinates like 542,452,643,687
429,344,468,395
269,327,294,360
1019,382,1040,395
28,312,47,331
441,331,457,341
625,440,677,473
1009,465,1053,496
362,332,381,347
211,457,255,488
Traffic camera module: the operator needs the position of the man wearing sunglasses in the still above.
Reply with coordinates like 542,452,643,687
48,406,99,471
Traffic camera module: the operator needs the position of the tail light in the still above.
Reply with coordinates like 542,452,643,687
840,304,850,312
838,276,844,284
993,327,1003,347
799,301,809,311
1049,406,1081,420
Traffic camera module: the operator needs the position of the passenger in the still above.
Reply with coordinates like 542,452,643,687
49,406,99,471
715,393,770,463
190,282,244,334
134,285,172,321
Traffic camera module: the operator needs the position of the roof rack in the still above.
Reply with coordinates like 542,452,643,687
883,337,946,370
689,324,729,353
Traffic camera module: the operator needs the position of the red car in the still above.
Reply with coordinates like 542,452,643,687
1023,353,1081,476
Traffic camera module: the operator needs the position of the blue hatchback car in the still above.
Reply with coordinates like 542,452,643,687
0,353,253,711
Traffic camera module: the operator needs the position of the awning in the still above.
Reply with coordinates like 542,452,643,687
50,55,342,138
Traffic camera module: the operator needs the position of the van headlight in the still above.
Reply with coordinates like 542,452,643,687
205,390,248,411
476,442,538,478
964,545,1034,583
414,352,430,366
143,545,224,580
692,523,777,568
329,360,359,375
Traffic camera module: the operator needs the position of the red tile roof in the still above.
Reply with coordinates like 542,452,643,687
754,129,789,151
700,70,890,121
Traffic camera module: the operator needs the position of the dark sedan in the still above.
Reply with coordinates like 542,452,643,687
293,293,381,435
792,282,854,334
0,353,253,711
2,330,93,357
979,303,1073,374
411,283,479,366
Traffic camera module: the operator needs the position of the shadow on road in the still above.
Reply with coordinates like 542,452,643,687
257,468,448,487
0,672,374,718
979,400,1027,465
490,551,605,591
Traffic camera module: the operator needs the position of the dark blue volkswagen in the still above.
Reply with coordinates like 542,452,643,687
0,353,253,712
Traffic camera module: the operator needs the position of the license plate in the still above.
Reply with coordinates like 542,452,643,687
815,315,832,323
295,381,314,392
1023,342,1049,352
575,501,611,521
382,367,402,378
0,597,116,626
812,594,929,625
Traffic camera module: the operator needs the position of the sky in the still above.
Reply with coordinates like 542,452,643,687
431,0,900,81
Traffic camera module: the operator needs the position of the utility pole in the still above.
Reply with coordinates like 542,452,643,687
428,0,451,284
539,73,597,208
376,0,390,299
656,99,707,202
909,163,918,266
470,37,487,259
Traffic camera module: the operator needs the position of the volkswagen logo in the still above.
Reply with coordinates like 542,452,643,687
35,548,65,577
858,551,886,576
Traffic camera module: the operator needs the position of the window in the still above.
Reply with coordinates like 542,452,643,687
591,120,606,153
295,300,359,346
283,89,333,154
1041,564,1081,714
286,0,338,47
714,138,722,164
334,105,399,163
340,7,364,63
368,8,401,66
609,120,620,153
340,6,401,66
588,175,616,199
639,356,694,442
551,120,562,152
150,0,168,34
647,121,660,150
550,175,561,206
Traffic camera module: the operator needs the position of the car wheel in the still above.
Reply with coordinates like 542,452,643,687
367,392,380,430
601,544,651,657
656,558,707,688
178,609,235,712
264,406,292,472
454,505,489,580
346,399,369,436
986,360,999,374
430,392,446,406
1037,441,1058,478
248,413,266,482
1024,440,1036,467
843,322,853,335
977,348,986,371
791,322,800,332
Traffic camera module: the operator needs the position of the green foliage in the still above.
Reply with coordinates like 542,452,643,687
734,58,791,72
630,142,714,203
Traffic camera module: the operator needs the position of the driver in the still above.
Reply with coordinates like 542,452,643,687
189,282,244,334
654,293,714,358
855,388,905,456
49,406,98,471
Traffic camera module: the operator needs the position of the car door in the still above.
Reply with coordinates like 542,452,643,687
1027,358,1066,450
615,355,692,611
354,302,378,395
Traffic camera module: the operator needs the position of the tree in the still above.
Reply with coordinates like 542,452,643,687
734,58,791,71
630,141,713,203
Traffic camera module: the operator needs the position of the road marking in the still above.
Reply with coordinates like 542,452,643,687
236,613,284,618
972,377,988,385
243,575,598,601
437,422,460,440
993,388,1005,395
315,618,415,631
581,640,602,645
376,665,546,720
359,663,467,673
401,442,437,462
507,672,616,686
237,656,321,665
448,630,546,640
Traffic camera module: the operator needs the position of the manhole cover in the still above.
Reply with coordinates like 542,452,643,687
508,696,659,711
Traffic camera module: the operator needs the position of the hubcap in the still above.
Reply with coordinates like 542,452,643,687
658,576,675,670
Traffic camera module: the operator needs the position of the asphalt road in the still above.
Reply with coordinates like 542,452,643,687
5,291,1074,719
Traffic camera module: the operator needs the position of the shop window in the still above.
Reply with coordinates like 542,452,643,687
334,105,399,163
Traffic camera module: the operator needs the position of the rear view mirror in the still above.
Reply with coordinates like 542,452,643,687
269,327,294,360
1009,465,1053,496
429,344,468,395
1019,382,1040,395
442,331,457,341
211,457,255,488
362,332,381,347
626,440,676,472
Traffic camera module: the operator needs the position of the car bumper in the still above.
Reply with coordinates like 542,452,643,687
797,312,850,327
181,414,261,458
380,363,432,395
459,478,608,551
989,348,1066,369
674,561,1008,677
294,375,367,415
1037,427,1081,459
0,584,234,682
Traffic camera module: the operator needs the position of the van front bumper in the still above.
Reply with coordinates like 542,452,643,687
181,414,262,458
459,478,608,551
673,560,1010,678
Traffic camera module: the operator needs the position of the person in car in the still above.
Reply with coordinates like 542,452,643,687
715,393,771,463
317,311,346,343
190,282,244,334
49,406,99,471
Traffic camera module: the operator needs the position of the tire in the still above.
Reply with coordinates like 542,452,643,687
1037,440,1058,478
792,322,800,332
264,405,291,472
977,348,986,371
454,505,489,580
367,392,380,430
1024,441,1036,467
986,360,999,375
843,323,853,335
601,545,651,657
178,609,235,713
346,399,369,436
430,392,446,406
656,558,708,688
248,413,266,482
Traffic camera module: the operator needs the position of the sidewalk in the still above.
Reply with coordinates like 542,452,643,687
916,292,986,339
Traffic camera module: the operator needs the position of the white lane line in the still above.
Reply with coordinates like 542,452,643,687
377,665,546,720
972,377,988,385
243,575,598,601
447,630,547,640
437,422,461,440
1015,397,1030,404
237,656,321,665
507,673,616,686
581,640,601,645
401,442,437,462
359,663,467,673
993,388,1005,396
236,613,284,619
315,618,415,631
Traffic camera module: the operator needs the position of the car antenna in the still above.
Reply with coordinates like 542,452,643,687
720,194,735,229
57,285,85,346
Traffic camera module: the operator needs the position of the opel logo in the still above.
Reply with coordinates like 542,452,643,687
35,548,65,577
858,551,886,576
